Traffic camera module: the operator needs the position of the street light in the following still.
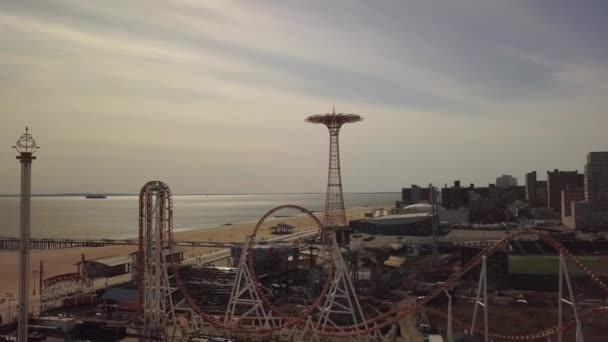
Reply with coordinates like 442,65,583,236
32,270,38,295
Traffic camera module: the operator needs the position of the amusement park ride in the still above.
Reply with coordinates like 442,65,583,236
34,111,608,341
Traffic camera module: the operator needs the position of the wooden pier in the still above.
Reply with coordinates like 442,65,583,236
0,229,319,251
0,237,232,250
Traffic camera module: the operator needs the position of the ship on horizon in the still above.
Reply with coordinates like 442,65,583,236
85,194,107,199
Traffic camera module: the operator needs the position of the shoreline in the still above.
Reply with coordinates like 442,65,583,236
0,205,389,241
0,206,379,296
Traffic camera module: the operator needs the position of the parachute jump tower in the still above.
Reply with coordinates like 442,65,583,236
306,107,362,244
306,108,369,335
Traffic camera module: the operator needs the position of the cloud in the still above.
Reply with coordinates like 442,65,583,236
0,1,607,194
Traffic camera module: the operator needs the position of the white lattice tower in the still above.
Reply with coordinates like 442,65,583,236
314,231,368,336
291,316,320,342
224,235,277,331
470,255,488,342
139,181,176,341
444,290,454,342
557,251,584,342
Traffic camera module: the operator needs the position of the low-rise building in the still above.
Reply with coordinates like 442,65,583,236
349,213,433,235
75,255,131,279
531,207,558,220
573,201,608,231
269,223,295,235
130,247,185,283
99,287,139,311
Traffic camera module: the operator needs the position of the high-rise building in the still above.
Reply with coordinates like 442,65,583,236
496,175,517,188
585,152,608,203
402,184,431,205
573,152,608,231
441,180,472,209
525,171,537,202
525,171,549,208
546,169,584,213
536,180,548,207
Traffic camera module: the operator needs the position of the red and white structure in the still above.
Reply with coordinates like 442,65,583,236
13,127,38,340
306,108,368,335
40,255,93,310
138,181,176,341
306,108,362,244
144,116,607,341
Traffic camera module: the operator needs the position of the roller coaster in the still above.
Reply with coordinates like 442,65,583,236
38,183,608,341
143,187,605,341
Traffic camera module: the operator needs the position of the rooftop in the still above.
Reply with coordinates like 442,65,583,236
129,246,186,256
363,212,431,225
100,287,138,302
384,256,406,268
75,255,131,267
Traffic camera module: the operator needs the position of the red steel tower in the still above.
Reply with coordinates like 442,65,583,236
307,108,362,244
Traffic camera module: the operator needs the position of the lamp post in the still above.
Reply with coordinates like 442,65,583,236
13,127,39,341
32,270,38,295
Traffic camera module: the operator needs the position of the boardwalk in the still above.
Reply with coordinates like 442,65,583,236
0,237,234,250
0,229,320,250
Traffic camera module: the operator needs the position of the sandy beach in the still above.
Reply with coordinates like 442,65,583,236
0,206,378,297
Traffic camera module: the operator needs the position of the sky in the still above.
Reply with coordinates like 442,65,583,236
1,0,608,194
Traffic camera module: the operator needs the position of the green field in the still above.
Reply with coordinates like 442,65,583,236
509,255,608,277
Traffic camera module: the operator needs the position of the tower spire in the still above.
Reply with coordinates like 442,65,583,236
332,97,335,114
14,127,39,340
306,112,362,239
306,110,367,335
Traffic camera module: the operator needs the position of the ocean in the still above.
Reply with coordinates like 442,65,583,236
0,193,399,239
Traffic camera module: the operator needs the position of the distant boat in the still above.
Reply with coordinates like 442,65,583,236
85,194,107,199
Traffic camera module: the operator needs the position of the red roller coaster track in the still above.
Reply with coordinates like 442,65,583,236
315,230,608,337
426,304,608,341
173,204,335,334
172,205,608,339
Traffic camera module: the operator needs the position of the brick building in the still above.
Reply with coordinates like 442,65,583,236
441,181,472,209
525,171,548,208
561,188,585,228
546,169,584,213
401,184,431,205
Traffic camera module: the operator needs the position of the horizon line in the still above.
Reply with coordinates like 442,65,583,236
0,191,400,197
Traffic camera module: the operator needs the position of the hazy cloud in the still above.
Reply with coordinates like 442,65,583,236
1,0,607,194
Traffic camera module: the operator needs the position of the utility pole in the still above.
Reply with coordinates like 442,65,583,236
13,127,39,341
32,270,38,295
430,184,439,266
